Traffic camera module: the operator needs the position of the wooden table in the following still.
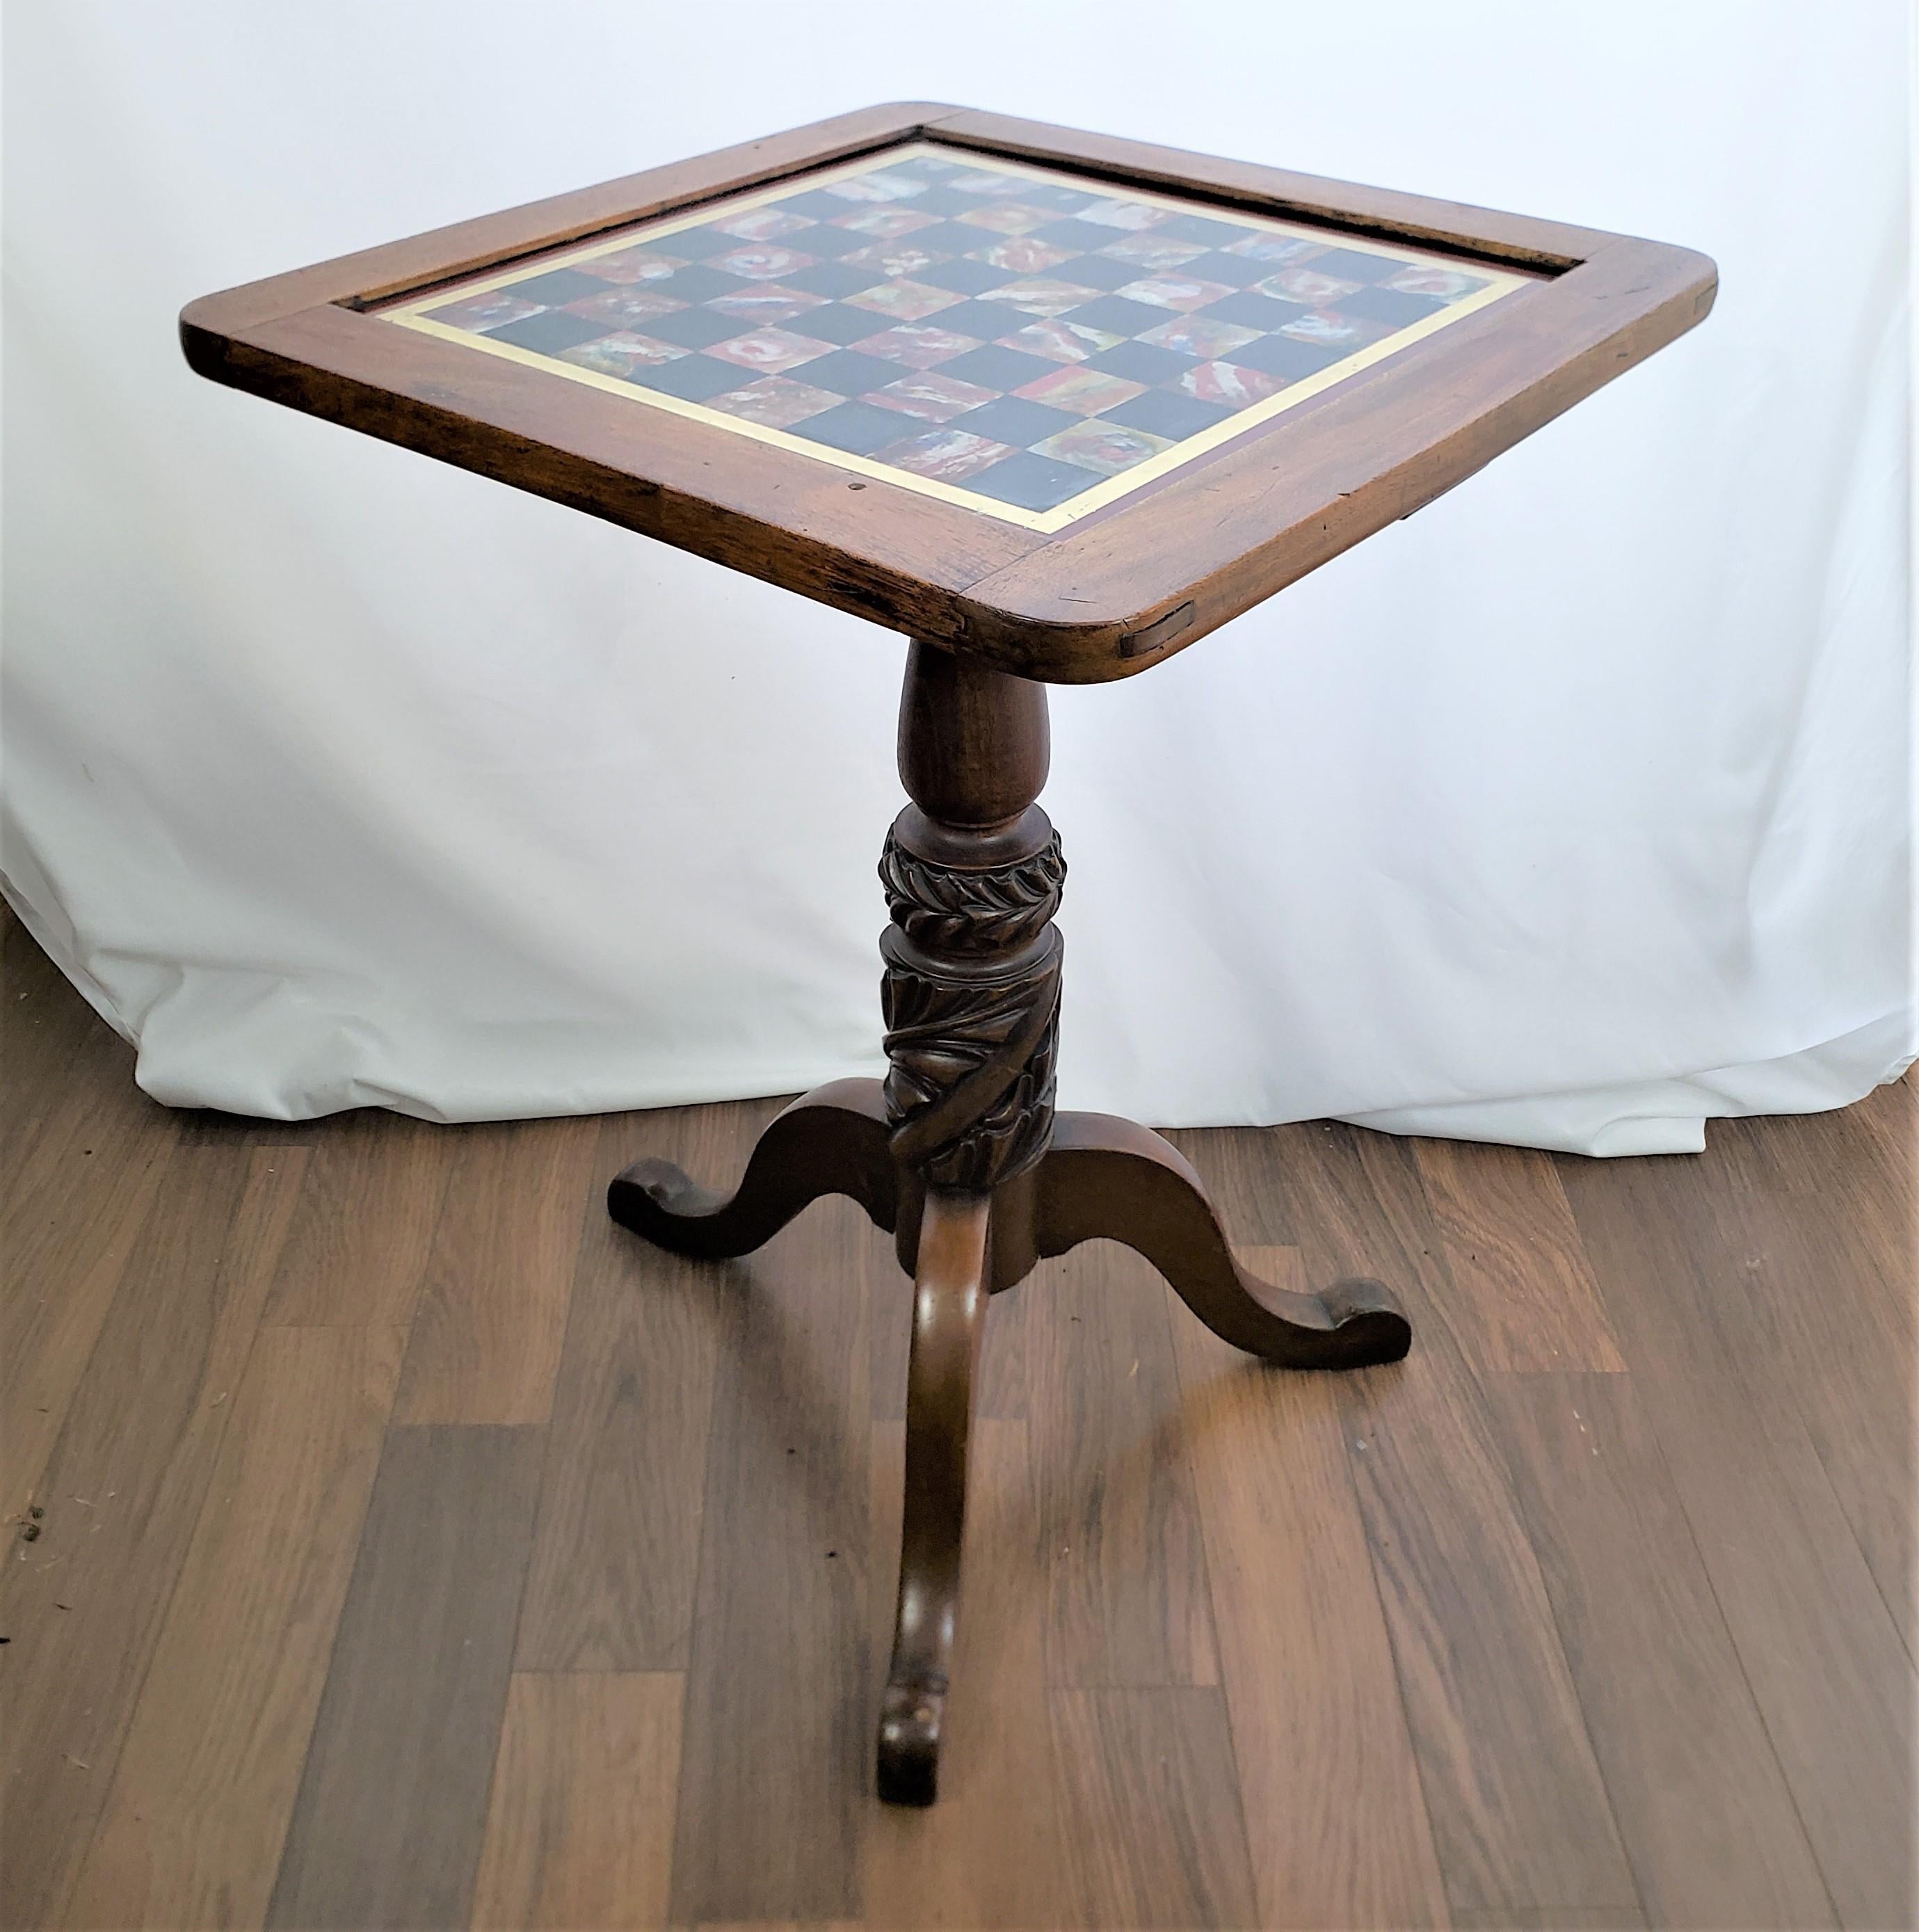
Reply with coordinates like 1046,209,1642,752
183,104,1715,1807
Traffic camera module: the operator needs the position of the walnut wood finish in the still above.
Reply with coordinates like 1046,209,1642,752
181,105,1716,683
609,640,1410,1801
876,1188,993,1804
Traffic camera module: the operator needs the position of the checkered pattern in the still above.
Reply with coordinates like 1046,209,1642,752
413,150,1500,515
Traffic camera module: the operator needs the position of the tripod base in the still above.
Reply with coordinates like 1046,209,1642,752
609,1076,1407,1804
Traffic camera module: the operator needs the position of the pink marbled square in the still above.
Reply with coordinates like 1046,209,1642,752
968,235,1074,276
705,375,842,427
854,323,983,368
1030,418,1171,477
1013,364,1146,416
711,207,816,242
830,205,940,239
875,428,1016,481
588,245,689,285
955,202,1053,235
563,287,687,328
976,279,1101,319
1115,276,1235,313
845,279,963,321
1177,359,1287,406
713,244,819,282
994,317,1123,363
1255,266,1362,305
704,327,835,375
844,241,948,279
864,372,999,423
556,332,687,378
1137,313,1258,360
424,291,545,332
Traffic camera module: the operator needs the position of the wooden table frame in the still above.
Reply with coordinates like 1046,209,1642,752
182,102,1715,685
183,104,1716,1806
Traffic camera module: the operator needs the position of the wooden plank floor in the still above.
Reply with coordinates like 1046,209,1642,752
3,902,1912,1931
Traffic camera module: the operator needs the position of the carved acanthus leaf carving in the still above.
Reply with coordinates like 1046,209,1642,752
879,831,1065,955
878,822,1066,1190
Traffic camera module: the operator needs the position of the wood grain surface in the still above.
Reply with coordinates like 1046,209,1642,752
3,904,1909,1929
180,106,1716,682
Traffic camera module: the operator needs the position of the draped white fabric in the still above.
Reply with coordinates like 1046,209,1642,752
3,1,1910,1153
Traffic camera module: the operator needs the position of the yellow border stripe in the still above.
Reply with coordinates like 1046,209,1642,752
383,141,1532,534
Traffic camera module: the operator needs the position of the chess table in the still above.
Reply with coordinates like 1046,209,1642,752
183,104,1715,1806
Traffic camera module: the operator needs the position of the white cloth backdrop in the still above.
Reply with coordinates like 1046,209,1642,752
3,2,1911,1153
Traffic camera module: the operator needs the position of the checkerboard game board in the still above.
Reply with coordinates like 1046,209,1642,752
385,143,1530,532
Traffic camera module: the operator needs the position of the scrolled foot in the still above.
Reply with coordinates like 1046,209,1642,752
607,1076,897,1259
1030,1113,1411,1369
876,1674,947,1806
1319,1274,1411,1362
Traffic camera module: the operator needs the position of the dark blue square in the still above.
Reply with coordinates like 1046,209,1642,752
792,399,912,455
504,267,616,307
650,222,745,261
1100,388,1234,441
936,343,1060,392
967,451,1100,511
487,309,615,355
793,301,902,346
1202,289,1311,333
773,187,863,220
650,263,754,305
1226,333,1345,380
904,220,1000,256
944,397,1079,447
1029,217,1121,253
792,348,910,397
639,305,750,351
918,298,1025,342
1337,285,1444,328
898,184,989,218
1082,338,1196,385
791,223,867,259
1044,253,1139,292
781,258,890,300
1305,246,1403,285
917,257,1020,296
625,353,751,403
1177,250,1266,289
1056,293,1170,337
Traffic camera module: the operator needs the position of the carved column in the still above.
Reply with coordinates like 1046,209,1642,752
878,642,1064,1195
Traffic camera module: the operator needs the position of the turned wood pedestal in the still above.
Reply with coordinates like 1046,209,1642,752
607,641,1410,1801
184,101,1713,1808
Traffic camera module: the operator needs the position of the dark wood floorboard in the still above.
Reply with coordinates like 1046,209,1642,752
1486,1371,1833,1928
65,1321,404,1931
512,1108,751,1674
3,904,1911,1930
2,1137,305,1930
264,1423,544,1931
1279,1124,1641,1922
1559,1147,1916,1932
1028,1241,1220,1689
664,1192,874,1926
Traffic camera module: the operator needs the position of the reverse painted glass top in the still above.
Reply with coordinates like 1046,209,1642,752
385,143,1529,531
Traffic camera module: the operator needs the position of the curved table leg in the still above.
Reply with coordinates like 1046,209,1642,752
607,1076,897,1259
876,1188,991,1806
1031,1112,1411,1370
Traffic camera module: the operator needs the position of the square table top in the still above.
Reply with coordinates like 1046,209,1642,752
183,104,1716,684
